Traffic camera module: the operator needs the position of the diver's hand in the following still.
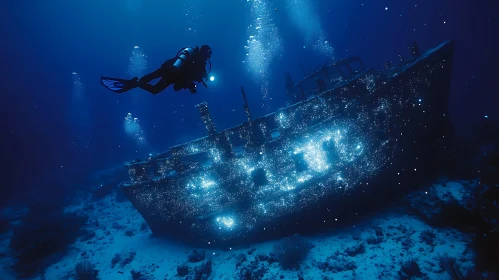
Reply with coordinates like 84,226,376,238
188,82,197,94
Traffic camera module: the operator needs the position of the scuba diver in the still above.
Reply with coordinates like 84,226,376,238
101,45,212,94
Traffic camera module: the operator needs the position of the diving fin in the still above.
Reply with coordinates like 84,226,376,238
101,77,138,93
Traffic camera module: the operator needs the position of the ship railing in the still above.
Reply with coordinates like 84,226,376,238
125,68,382,185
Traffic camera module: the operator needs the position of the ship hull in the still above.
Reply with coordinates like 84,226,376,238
123,41,455,247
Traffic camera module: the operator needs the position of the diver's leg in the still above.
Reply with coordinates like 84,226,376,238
138,69,170,94
138,68,163,84
142,78,170,95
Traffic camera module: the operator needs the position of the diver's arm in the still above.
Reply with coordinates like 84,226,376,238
172,47,195,70
201,70,208,80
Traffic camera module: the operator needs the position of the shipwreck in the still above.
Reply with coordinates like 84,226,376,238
121,40,455,246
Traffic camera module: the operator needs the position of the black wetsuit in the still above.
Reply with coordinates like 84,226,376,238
101,45,211,95
138,49,208,94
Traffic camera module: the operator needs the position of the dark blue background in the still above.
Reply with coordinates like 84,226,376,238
1,0,497,205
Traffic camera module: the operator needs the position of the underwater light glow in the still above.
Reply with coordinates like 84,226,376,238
124,113,147,146
210,76,215,82
301,141,329,172
285,0,333,57
216,216,235,230
187,174,217,190
127,45,148,78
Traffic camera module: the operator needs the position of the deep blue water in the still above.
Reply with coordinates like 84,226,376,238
0,0,499,279
2,1,499,279
2,1,497,202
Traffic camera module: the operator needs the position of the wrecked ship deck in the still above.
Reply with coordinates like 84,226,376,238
122,40,455,246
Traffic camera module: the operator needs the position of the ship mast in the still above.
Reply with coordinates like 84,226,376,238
241,86,252,123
